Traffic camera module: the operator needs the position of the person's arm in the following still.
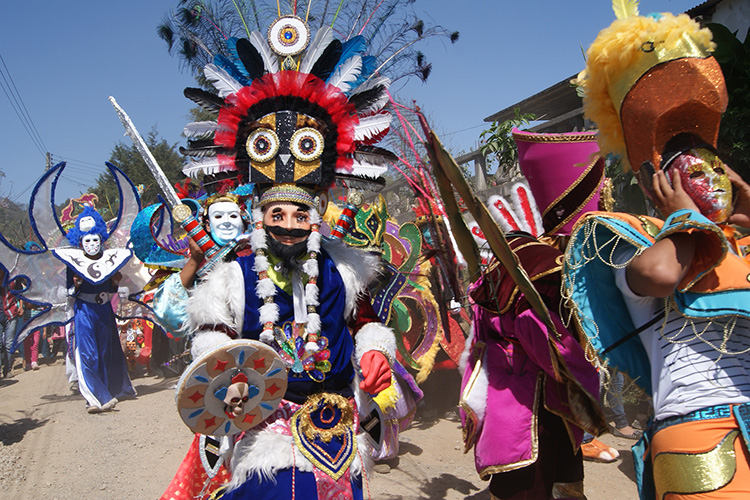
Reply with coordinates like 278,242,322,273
626,169,700,298
179,238,204,288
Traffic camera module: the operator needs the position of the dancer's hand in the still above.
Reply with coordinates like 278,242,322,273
652,169,700,218
359,351,391,394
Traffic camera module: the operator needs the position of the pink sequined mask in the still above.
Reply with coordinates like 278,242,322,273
666,148,732,223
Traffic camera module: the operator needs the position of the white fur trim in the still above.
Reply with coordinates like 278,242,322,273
259,302,280,325
305,282,319,306
458,323,488,422
250,225,266,251
302,258,318,278
256,277,277,298
308,231,321,252
259,330,274,344
187,261,244,333
190,330,233,358
458,322,475,374
461,349,489,423
227,423,369,491
306,312,321,334
309,207,321,225
322,239,379,320
354,322,396,363
252,254,269,272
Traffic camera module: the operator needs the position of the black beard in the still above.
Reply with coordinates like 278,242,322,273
267,236,309,276
265,225,311,238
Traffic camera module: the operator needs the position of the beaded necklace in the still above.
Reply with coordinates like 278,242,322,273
251,206,332,381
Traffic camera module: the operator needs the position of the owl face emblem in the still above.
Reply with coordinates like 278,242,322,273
245,111,325,184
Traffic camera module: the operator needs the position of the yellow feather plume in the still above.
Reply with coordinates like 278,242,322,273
612,0,639,20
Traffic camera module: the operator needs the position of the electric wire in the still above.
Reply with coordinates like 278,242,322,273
0,51,47,156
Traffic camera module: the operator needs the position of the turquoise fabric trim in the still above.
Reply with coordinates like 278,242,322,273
676,288,750,319
657,209,723,241
632,427,655,500
152,273,190,337
564,214,653,394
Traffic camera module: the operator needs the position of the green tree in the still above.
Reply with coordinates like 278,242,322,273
90,128,185,221
479,108,537,179
706,23,750,180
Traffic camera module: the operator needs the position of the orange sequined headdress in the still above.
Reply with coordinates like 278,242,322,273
575,2,727,173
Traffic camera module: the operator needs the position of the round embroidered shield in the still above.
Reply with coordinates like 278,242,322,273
176,340,289,436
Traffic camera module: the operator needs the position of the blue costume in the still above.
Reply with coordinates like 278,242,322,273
69,268,136,409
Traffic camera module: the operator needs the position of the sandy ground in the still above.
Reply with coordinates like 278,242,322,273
0,357,639,499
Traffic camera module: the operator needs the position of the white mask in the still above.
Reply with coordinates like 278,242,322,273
78,216,96,233
81,234,102,256
208,201,244,245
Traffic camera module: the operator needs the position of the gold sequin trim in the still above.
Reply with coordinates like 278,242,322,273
653,429,739,498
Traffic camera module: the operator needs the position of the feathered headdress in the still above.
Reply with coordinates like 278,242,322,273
575,1,726,173
181,15,394,195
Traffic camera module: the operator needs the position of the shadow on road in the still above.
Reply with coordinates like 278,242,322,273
617,447,637,482
132,375,181,397
0,414,49,445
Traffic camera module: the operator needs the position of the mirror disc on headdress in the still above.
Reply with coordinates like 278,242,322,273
290,128,324,161
247,129,280,163
268,16,309,57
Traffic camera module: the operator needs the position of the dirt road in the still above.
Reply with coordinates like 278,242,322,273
0,358,638,499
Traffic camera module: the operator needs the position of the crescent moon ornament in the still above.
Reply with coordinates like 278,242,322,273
176,340,289,435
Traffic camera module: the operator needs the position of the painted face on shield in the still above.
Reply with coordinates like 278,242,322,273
81,233,102,257
208,201,244,246
666,148,732,223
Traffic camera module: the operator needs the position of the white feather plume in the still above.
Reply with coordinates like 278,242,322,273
353,88,390,115
183,121,219,138
182,158,229,178
327,55,363,93
204,63,242,98
341,160,388,178
299,26,334,74
248,30,279,74
351,76,391,95
353,113,392,142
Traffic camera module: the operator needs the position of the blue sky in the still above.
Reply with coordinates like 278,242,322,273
0,0,699,204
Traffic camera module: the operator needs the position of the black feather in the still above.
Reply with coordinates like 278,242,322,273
187,138,216,149
348,85,387,113
235,38,266,81
183,88,224,114
334,174,386,191
179,144,224,158
310,39,342,82
354,146,397,165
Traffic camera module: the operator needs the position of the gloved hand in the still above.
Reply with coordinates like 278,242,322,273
359,350,391,394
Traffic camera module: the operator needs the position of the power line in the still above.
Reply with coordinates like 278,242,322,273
0,51,47,155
